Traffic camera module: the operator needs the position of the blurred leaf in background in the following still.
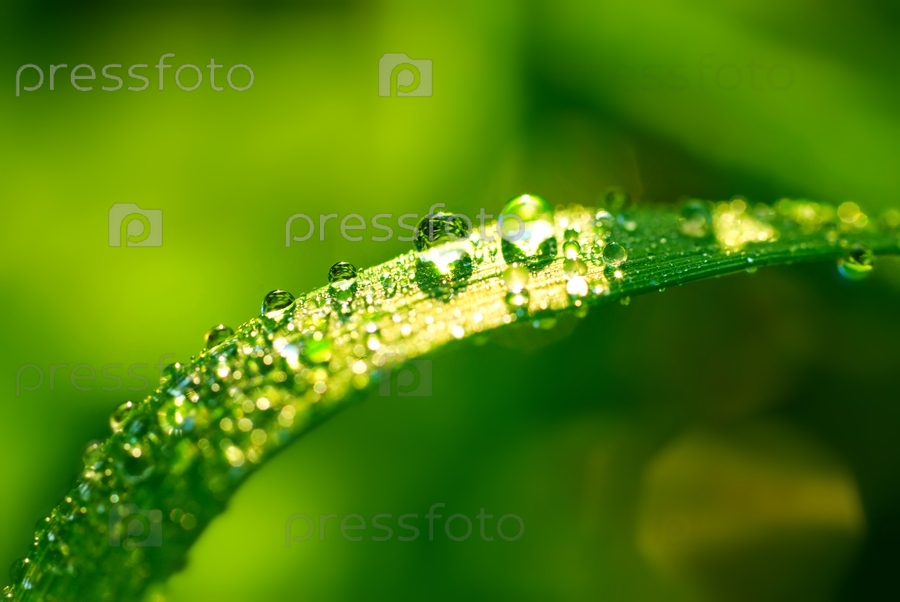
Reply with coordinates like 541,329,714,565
1,0,899,600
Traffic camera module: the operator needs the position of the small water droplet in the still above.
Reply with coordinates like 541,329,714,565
9,558,29,585
502,265,530,293
205,324,234,349
110,401,134,433
381,275,397,297
161,362,182,384
499,194,557,268
562,240,581,260
678,200,713,238
838,246,875,280
82,441,104,470
602,242,628,266
620,296,631,306
563,259,588,278
261,289,295,314
589,242,605,262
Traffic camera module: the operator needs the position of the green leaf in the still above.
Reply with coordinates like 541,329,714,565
6,197,899,601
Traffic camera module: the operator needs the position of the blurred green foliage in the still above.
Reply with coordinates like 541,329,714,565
1,1,899,600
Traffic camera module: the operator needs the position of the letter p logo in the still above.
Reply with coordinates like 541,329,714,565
378,53,432,97
109,203,163,247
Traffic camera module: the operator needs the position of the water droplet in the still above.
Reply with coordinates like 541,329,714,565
82,441,104,470
594,209,615,234
620,296,631,306
563,227,579,241
499,194,557,268
261,289,295,314
502,265,530,293
327,262,358,303
328,261,357,284
205,324,233,349
602,242,628,266
505,290,530,316
414,213,474,295
678,200,713,238
161,362,182,384
563,240,581,260
563,259,588,278
589,242,605,262
110,401,134,433
9,558,29,585
838,246,875,280
381,275,397,297
602,187,629,213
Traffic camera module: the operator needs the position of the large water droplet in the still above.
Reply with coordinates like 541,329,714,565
499,194,557,269
602,242,628,267
205,324,234,349
838,246,875,280
414,213,474,295
261,289,295,314
678,200,713,238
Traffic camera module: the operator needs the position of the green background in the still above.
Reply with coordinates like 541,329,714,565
2,1,899,600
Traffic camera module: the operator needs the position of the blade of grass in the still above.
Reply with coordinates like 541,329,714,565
5,197,899,601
